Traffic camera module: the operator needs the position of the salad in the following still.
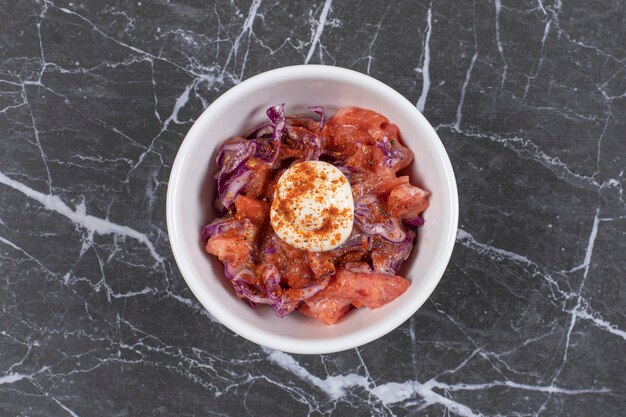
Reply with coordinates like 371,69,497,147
202,105,429,324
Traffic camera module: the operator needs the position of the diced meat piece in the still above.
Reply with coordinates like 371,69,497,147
387,183,429,219
244,158,271,198
299,298,352,325
234,195,270,226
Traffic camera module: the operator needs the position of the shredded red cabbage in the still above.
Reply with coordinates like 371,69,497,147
213,105,327,212
244,122,273,139
232,269,273,305
215,141,248,167
262,265,329,317
201,218,250,240
344,262,373,274
284,126,322,161
223,261,238,280
251,139,274,162
354,194,407,242
308,106,326,131
373,229,416,275
376,136,412,171
403,215,425,228
266,104,286,164
273,279,330,318
214,140,257,211
219,169,253,210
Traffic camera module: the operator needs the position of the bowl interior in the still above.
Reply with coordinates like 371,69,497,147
167,66,457,354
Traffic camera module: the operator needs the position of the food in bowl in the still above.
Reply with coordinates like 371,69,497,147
201,104,429,324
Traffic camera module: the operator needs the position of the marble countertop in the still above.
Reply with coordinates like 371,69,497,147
1,0,624,415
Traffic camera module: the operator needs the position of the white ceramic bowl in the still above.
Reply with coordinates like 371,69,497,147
166,65,458,354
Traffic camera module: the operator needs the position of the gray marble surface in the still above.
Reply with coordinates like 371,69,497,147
1,0,624,415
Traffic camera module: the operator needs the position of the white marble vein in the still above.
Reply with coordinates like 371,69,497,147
416,3,432,112
456,226,626,345
575,309,626,341
304,0,333,64
222,0,262,81
266,346,610,416
0,235,56,275
0,172,163,263
494,0,508,90
0,372,28,385
457,229,532,265
47,1,221,85
0,1,624,415
439,124,622,193
523,17,552,101
125,81,194,182
358,5,389,75
455,48,478,130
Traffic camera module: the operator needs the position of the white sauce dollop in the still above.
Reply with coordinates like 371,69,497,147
270,161,354,252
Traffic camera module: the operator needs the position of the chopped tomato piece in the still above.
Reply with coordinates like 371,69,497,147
331,107,388,135
299,298,352,325
374,175,410,195
205,227,256,270
277,146,304,161
387,183,429,218
300,268,410,324
331,268,410,308
265,232,316,289
323,107,391,154
244,158,271,198
307,251,336,278
323,125,372,155
234,195,270,226
375,122,400,142
205,236,252,265
344,144,386,173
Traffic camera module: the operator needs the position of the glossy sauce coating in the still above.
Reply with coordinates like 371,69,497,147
204,107,430,324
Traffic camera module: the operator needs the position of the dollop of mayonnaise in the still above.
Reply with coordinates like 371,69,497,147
270,161,354,252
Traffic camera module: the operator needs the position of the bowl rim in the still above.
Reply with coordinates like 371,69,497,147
166,64,459,354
